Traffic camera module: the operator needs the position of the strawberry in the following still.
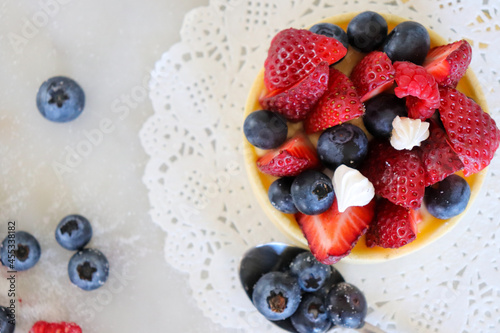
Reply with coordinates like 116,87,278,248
264,28,348,92
256,133,320,177
350,51,395,102
438,87,500,176
304,68,365,134
30,321,82,333
260,61,329,122
365,198,420,249
295,198,376,265
423,40,472,88
360,140,425,209
393,61,440,120
418,120,464,186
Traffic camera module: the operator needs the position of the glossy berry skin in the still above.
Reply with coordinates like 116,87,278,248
264,28,347,92
0,231,41,271
424,174,471,220
317,123,368,171
55,214,93,251
289,252,332,292
244,110,288,149
0,306,15,333
68,248,109,291
304,68,365,134
290,293,331,333
268,177,298,214
260,61,330,122
363,94,407,138
365,198,419,249
382,21,430,65
36,76,85,122
291,170,335,215
309,23,349,50
347,11,387,53
326,282,367,329
438,87,500,176
252,271,301,321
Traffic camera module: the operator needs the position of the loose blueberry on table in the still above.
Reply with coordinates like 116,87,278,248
55,214,93,251
244,10,500,264
68,248,109,291
0,231,41,271
0,306,15,333
36,76,85,122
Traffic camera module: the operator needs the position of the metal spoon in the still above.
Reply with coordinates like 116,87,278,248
239,242,386,333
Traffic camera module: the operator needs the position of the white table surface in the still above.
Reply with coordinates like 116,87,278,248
0,0,240,332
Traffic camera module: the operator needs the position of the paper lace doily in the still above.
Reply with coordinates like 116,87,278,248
140,0,500,331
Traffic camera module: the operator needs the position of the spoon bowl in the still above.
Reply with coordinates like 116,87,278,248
239,242,386,333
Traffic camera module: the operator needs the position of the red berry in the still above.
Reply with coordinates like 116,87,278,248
350,51,395,102
295,198,376,265
304,67,365,134
256,133,320,177
438,87,500,176
417,120,464,186
394,61,440,120
264,28,348,92
30,321,82,333
360,140,426,209
423,40,472,88
365,198,420,249
260,61,329,122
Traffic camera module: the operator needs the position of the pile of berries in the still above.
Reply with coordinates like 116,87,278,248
244,11,500,264
0,214,109,331
250,250,367,332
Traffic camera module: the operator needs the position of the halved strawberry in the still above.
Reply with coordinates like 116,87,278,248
365,198,420,249
304,68,365,134
360,140,426,210
423,40,472,88
418,120,464,186
350,51,395,102
260,61,329,122
393,61,440,120
30,321,82,333
256,133,320,177
264,28,348,92
295,198,376,265
438,87,500,176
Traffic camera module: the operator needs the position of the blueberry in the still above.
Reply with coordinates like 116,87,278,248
0,306,15,333
252,271,301,321
310,23,349,50
317,266,345,297
326,282,367,329
317,123,368,171
382,21,430,65
55,214,93,251
0,231,41,271
290,293,331,333
36,76,85,122
68,248,109,291
268,177,298,214
290,252,332,292
347,11,387,52
291,170,335,215
424,174,471,219
363,94,408,138
244,110,288,149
